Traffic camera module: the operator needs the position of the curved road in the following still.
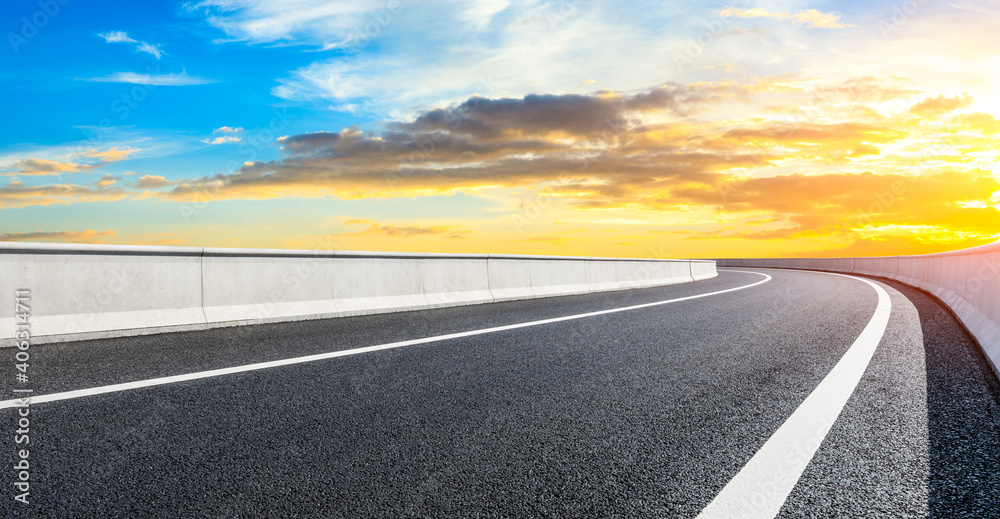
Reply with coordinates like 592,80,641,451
2,268,999,517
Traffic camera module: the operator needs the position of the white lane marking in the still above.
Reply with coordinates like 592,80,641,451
0,271,771,409
698,271,893,519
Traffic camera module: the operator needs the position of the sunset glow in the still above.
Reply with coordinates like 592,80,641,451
2,1,998,257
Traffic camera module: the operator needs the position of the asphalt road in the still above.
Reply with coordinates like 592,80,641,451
2,268,999,518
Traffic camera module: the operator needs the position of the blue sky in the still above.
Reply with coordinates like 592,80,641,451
2,0,998,256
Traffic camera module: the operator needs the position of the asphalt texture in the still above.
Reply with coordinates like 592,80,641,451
2,268,998,518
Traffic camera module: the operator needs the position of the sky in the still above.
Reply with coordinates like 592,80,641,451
1,0,999,258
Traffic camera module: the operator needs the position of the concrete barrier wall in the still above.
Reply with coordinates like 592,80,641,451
717,241,1000,380
0,243,717,344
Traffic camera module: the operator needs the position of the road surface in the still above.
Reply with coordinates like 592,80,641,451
2,268,999,517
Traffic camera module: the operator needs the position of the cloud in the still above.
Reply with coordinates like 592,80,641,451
459,0,510,30
908,93,974,117
190,0,380,47
96,174,118,188
343,218,374,225
791,235,996,258
82,146,140,163
0,179,129,209
1,147,139,176
520,235,571,244
258,2,768,115
816,76,920,103
3,158,87,176
0,230,116,243
193,0,513,48
98,31,164,59
407,83,719,136
673,170,1000,241
213,126,245,134
85,72,213,86
99,30,134,43
159,83,754,204
150,78,949,213
136,43,164,59
135,175,170,189
954,112,1000,134
338,223,472,238
722,122,904,144
201,136,242,145
7,75,1000,258
790,9,853,29
717,6,854,29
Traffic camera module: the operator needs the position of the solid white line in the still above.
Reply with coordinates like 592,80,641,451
698,271,893,519
0,271,771,409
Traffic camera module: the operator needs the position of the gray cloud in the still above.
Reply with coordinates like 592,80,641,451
164,84,745,207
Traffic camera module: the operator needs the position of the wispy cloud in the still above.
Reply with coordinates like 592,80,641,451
202,126,245,144
82,146,140,162
190,0,376,47
338,222,473,239
717,6,855,29
459,0,510,30
200,1,745,115
3,158,87,176
1,147,139,176
98,30,165,58
201,135,242,145
0,230,116,243
85,72,213,86
0,178,130,209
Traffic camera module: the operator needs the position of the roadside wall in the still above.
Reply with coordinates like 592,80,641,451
718,241,1000,380
0,243,717,344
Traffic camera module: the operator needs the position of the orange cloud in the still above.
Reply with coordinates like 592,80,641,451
3,158,88,176
908,93,974,118
338,223,472,239
82,146,139,163
0,230,116,243
0,180,129,208
4,76,999,259
2,147,139,176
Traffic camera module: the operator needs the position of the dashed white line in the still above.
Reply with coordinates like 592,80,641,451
0,271,771,409
698,271,892,519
